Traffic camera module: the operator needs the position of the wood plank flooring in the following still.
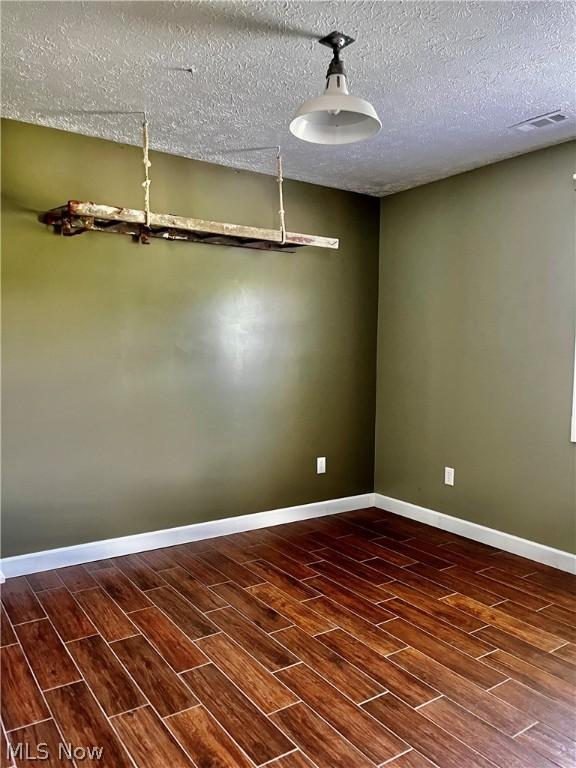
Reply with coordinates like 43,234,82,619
1,507,575,767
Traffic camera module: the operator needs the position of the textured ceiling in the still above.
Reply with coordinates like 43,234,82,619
1,1,575,196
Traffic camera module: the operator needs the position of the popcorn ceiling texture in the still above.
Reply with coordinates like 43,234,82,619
1,0,574,196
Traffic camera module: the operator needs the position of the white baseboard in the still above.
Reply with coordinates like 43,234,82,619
375,493,576,575
0,493,375,579
3,491,573,578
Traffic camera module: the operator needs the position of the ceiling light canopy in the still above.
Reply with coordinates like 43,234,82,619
290,31,381,146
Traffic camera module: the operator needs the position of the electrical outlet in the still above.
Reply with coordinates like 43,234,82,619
317,457,326,474
444,467,455,486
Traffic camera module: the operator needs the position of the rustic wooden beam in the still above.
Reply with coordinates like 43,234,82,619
43,203,336,252
59,201,338,250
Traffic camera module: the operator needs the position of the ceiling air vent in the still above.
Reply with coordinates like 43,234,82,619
511,110,568,132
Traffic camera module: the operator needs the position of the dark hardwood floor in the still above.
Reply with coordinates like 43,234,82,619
1,507,575,767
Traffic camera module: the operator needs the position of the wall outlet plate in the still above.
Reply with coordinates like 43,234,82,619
317,457,326,474
444,466,455,486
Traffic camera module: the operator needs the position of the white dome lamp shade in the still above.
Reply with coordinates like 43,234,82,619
290,31,381,145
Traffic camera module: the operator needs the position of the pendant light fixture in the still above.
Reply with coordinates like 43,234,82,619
290,31,381,145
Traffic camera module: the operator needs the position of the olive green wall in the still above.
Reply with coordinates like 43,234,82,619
375,141,576,553
1,119,380,557
4,121,574,559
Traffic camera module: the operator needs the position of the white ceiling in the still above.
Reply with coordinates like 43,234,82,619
2,1,575,196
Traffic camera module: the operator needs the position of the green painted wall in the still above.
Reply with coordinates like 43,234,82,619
1,120,380,556
4,121,574,558
375,141,576,552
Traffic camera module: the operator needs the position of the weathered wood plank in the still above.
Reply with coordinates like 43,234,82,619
44,201,339,251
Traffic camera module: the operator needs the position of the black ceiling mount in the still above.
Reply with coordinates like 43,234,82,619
319,31,355,78
319,31,355,52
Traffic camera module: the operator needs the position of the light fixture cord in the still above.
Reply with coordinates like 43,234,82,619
142,117,151,228
277,146,286,244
